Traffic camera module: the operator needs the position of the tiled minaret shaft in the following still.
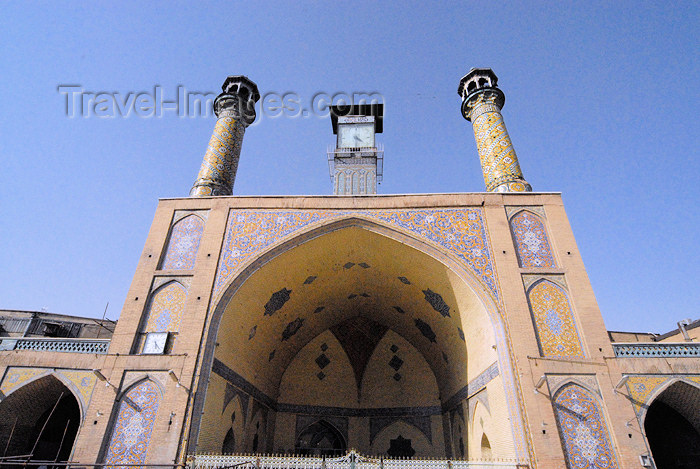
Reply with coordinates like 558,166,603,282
190,76,260,197
459,69,531,193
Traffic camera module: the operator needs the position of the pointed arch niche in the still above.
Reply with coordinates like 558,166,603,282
552,383,619,469
194,219,524,459
0,374,81,463
160,213,206,270
643,380,700,467
509,210,556,268
134,280,188,353
102,379,162,465
526,279,584,358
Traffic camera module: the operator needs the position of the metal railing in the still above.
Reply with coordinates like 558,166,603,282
191,451,527,469
613,342,700,357
327,144,384,183
0,337,110,354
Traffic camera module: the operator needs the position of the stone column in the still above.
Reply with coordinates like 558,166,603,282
458,68,531,193
190,76,260,197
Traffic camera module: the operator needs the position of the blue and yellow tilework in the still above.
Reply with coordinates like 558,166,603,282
1,367,98,413
553,383,619,468
527,280,584,357
213,208,499,301
143,281,187,333
469,95,531,193
190,116,246,196
104,380,162,466
161,214,205,270
509,211,556,268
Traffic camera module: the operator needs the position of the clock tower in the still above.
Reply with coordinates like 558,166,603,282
328,104,384,195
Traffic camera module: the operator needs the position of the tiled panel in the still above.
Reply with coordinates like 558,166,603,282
143,281,187,333
553,383,619,469
0,367,45,395
214,208,499,301
160,214,205,270
509,210,556,268
104,380,161,465
527,280,584,357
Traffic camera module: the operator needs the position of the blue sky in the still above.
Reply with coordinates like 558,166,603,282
1,1,698,333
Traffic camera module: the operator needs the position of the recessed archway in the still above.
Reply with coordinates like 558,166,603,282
644,381,700,468
196,221,514,458
0,375,81,463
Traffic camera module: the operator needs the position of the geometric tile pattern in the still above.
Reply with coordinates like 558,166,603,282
143,281,187,333
469,95,530,192
104,380,161,466
281,318,304,341
414,318,437,343
190,116,246,196
552,383,619,469
264,288,292,317
214,208,498,300
509,211,556,268
527,280,584,357
160,214,205,270
422,289,451,317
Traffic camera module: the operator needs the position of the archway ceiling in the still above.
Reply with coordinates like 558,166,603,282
216,226,481,400
656,382,700,433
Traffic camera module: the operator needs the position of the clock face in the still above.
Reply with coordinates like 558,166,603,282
338,123,375,148
143,332,168,354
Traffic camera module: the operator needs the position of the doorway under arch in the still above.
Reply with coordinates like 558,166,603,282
295,420,346,456
0,374,81,464
644,381,700,468
196,222,516,458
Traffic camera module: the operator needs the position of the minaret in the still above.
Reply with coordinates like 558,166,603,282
458,68,531,192
190,76,260,197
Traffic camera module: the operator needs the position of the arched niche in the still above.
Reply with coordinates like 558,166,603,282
194,219,521,458
0,374,81,463
508,209,556,269
160,213,205,270
643,380,700,468
102,379,162,465
552,383,619,469
295,419,346,456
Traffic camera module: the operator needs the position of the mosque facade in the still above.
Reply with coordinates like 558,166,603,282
0,69,698,469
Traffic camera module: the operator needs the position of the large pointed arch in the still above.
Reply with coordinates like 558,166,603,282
189,216,529,460
642,379,700,467
0,374,82,463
